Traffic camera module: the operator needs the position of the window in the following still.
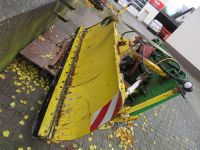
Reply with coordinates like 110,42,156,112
131,0,148,11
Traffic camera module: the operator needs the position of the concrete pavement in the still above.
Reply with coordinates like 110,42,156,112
0,1,200,150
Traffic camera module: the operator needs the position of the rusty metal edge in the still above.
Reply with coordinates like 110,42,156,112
32,27,80,139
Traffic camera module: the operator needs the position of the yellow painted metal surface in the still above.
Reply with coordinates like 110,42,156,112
44,23,126,141
37,22,179,142
116,37,167,77
112,115,139,122
118,44,167,77
118,44,131,59
38,27,86,138
131,51,167,77
116,37,131,58
120,89,178,115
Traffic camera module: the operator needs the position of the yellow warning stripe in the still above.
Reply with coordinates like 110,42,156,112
121,89,178,115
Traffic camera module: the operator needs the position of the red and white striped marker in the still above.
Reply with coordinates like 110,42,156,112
90,91,122,131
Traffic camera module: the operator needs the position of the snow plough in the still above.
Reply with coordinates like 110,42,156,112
32,18,192,142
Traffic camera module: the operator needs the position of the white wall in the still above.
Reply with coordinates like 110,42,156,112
137,3,159,25
127,5,140,17
118,0,128,7
167,7,200,71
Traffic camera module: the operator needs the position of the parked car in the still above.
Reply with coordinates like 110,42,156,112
147,19,163,35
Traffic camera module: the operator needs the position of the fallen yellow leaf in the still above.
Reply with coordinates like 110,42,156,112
18,147,23,150
19,120,25,126
73,144,78,148
27,147,32,150
114,126,134,148
16,89,21,93
20,100,27,105
154,110,158,117
0,74,6,79
10,102,16,108
21,86,26,90
38,100,42,105
30,106,35,111
3,130,10,137
14,81,22,86
88,137,93,142
24,115,29,120
11,95,16,99
31,88,36,92
89,145,97,150
38,35,45,41
89,145,94,150
108,144,112,148
26,90,30,94
108,134,113,139
18,134,23,139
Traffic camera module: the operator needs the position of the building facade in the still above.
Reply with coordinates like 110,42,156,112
118,0,168,25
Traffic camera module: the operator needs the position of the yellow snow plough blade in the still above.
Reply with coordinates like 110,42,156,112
35,22,126,142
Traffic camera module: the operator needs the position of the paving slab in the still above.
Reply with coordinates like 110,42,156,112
0,1,200,150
